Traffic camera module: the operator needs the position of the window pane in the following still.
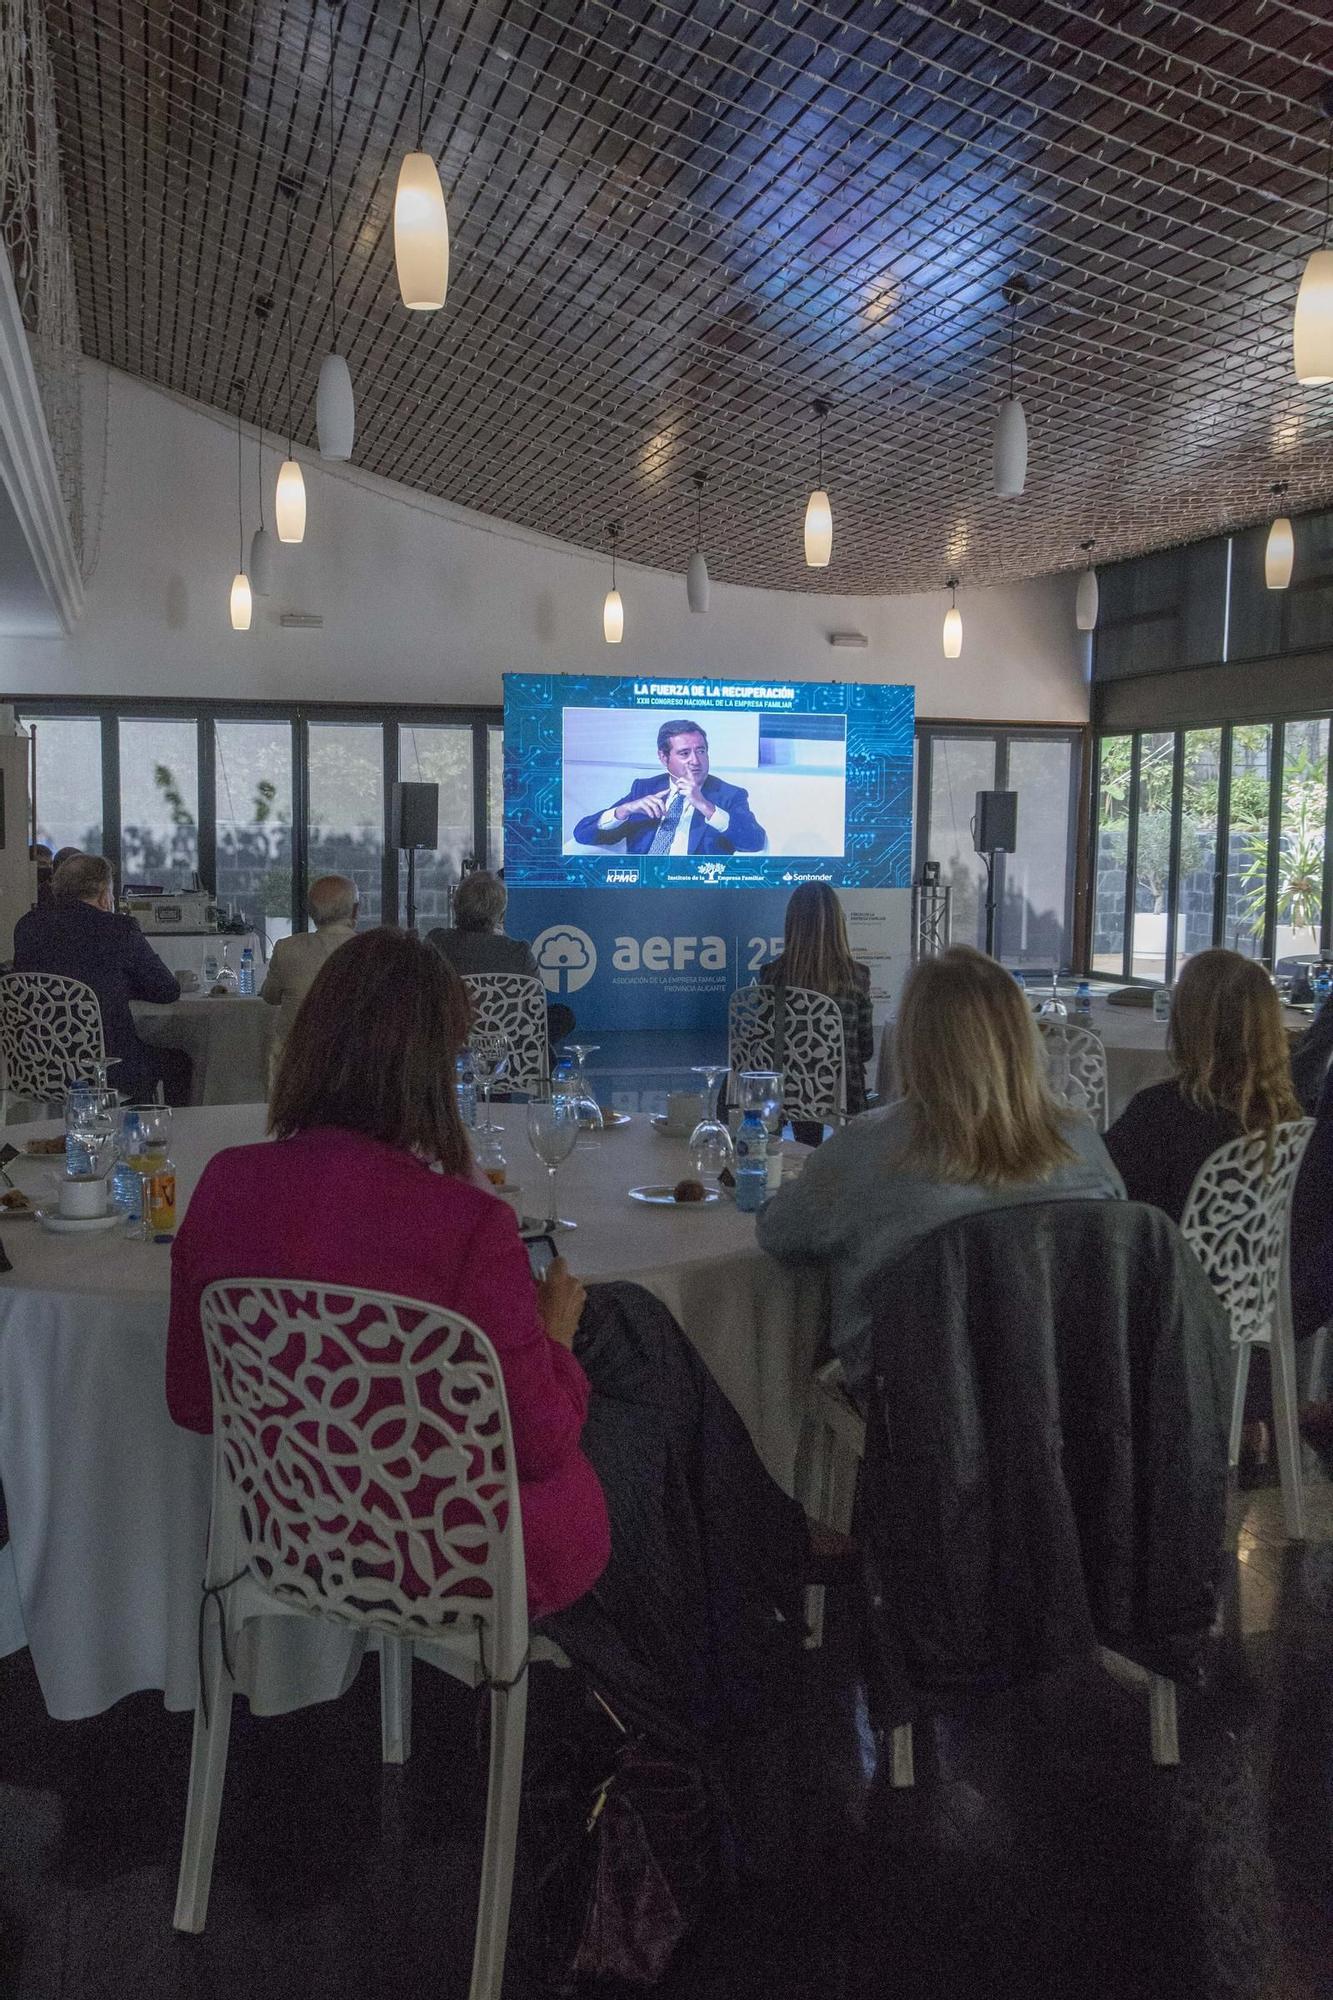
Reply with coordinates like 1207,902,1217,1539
1002,738,1073,971
1177,728,1222,969
1092,735,1130,976
1225,725,1271,961
214,722,294,946
1130,732,1177,981
308,723,384,925
1276,720,1328,965
924,736,997,951
120,717,199,889
488,725,504,870
21,716,103,857
397,725,473,928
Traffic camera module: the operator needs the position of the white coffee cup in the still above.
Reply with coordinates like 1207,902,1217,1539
664,1091,706,1135
58,1174,108,1220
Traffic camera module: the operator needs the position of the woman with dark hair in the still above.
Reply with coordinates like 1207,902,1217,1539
167,928,807,1854
760,881,874,1144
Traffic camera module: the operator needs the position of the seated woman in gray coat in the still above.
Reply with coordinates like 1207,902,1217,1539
757,944,1124,1396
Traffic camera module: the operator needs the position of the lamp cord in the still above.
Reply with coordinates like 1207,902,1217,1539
415,0,427,150
236,400,244,568
283,217,296,457
326,35,339,347
1009,294,1017,400
1324,122,1332,248
696,478,703,549
816,411,824,490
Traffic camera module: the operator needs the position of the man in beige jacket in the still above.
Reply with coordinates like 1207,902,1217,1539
261,874,358,1065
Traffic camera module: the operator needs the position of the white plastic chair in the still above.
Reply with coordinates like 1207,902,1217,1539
174,1279,543,1999
463,973,549,1095
1180,1119,1315,1541
728,984,846,1126
0,970,106,1118
1036,1018,1109,1130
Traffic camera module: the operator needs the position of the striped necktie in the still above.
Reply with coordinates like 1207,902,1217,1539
647,788,687,855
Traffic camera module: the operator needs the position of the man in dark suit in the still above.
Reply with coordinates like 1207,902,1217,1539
13,852,191,1102
572,717,766,856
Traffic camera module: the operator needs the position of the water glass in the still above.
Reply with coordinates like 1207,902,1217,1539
562,1043,604,1135
470,1031,512,1131
526,1087,579,1230
687,1062,733,1180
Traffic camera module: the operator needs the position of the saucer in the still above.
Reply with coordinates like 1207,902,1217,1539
649,1116,694,1137
35,1208,121,1235
629,1184,721,1207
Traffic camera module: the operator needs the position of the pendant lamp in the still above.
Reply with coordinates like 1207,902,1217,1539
1294,88,1333,384
276,197,307,543
603,522,624,644
317,53,356,459
1075,538,1099,632
942,577,962,660
1265,484,1294,591
992,276,1029,499
686,471,710,613
394,0,450,310
229,389,251,632
804,399,832,568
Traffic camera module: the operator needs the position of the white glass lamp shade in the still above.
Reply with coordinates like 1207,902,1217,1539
229,572,252,632
1266,515,1294,591
1075,565,1099,632
686,548,710,614
603,587,624,644
316,353,356,461
1293,247,1333,385
394,152,450,311
942,605,962,660
992,395,1028,498
248,524,274,598
804,487,832,568
275,458,306,543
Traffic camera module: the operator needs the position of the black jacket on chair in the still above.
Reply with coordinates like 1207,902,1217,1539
859,1199,1231,1725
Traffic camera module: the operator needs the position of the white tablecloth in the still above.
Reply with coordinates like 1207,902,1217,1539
133,995,275,1105
0,1106,819,1719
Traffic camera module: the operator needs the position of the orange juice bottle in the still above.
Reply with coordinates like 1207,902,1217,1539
145,1142,177,1233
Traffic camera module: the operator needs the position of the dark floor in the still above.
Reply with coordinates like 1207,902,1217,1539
2,1475,1331,2000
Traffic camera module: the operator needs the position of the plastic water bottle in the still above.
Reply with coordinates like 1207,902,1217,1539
455,1052,477,1129
1013,971,1026,995
111,1109,142,1220
1073,979,1092,1025
238,946,255,996
734,1111,769,1213
1315,965,1331,1008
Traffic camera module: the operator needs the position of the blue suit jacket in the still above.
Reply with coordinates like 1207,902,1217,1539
572,774,765,855
13,900,182,1098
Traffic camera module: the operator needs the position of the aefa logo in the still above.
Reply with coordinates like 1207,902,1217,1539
533,924,597,995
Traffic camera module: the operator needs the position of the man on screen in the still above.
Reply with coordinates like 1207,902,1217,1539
572,718,766,856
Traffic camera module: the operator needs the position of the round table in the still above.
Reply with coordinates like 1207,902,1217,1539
0,1106,820,1719
133,994,275,1105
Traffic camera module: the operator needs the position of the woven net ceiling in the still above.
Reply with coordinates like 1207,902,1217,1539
46,0,1333,596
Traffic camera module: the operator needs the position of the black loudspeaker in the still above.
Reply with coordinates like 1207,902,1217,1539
390,781,439,850
974,789,1018,855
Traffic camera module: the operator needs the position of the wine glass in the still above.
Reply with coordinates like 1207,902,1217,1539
87,1054,122,1103
561,1042,604,1135
526,1085,580,1230
469,1030,512,1131
687,1062,733,1180
1036,965,1067,1020
213,941,239,995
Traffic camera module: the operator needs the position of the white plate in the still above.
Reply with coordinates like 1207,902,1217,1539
0,1198,36,1220
34,1207,122,1235
628,1184,721,1207
595,1110,632,1129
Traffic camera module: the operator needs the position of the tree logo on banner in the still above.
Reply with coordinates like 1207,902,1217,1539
533,924,597,995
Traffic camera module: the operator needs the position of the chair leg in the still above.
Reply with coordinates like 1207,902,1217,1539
1228,1341,1252,1468
1270,1319,1307,1542
1147,1675,1179,1767
468,1673,529,2000
173,1621,236,1933
796,1411,833,1652
379,1635,414,1765
890,1722,915,1789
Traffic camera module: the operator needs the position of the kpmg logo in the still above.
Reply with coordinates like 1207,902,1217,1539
605,868,639,885
533,924,597,995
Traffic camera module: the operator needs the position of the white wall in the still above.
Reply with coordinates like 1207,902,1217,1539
0,363,1090,722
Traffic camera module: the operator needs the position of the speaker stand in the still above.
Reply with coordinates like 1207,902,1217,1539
405,845,418,934
982,850,998,959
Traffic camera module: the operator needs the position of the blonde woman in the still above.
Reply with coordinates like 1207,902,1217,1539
757,945,1124,1393
1105,948,1302,1221
761,881,874,1122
